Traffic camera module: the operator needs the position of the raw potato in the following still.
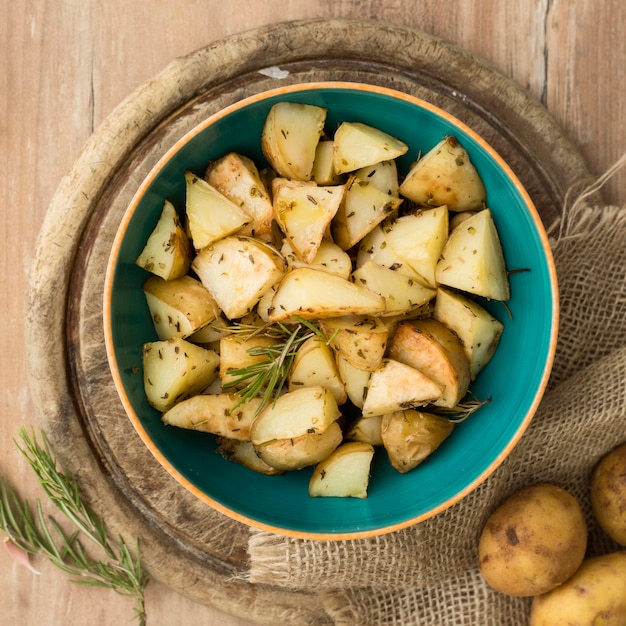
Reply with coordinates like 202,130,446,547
143,274,220,340
590,442,626,545
204,152,274,237
268,267,385,321
331,174,402,250
135,199,193,280
261,101,327,181
309,442,375,498
142,338,220,412
529,551,626,625
249,386,341,445
433,287,504,380
383,206,449,287
184,171,250,249
161,393,262,440
477,483,588,597
435,208,510,301
361,358,442,418
381,410,454,473
332,121,408,174
320,315,388,372
255,421,343,471
398,135,486,211
272,177,345,263
388,319,471,408
192,235,285,319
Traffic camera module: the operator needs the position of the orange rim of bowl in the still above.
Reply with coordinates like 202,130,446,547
103,81,559,540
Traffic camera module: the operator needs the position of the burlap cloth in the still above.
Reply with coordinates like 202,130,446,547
243,163,626,625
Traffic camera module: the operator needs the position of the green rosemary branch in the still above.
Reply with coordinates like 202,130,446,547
222,316,334,414
429,397,492,423
0,428,148,624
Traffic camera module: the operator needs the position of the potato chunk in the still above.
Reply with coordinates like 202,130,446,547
281,239,352,279
204,152,274,237
388,319,470,408
433,287,504,379
309,442,375,498
142,338,220,412
192,235,285,319
261,102,327,181
143,274,221,340
249,386,341,445
361,358,442,418
383,206,449,287
381,410,454,473
331,175,402,250
135,199,193,280
268,267,385,321
161,393,262,440
435,208,510,301
333,122,408,174
272,177,345,263
184,171,250,249
256,421,343,471
399,136,486,211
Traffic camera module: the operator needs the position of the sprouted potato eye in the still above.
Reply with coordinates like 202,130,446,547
136,101,509,498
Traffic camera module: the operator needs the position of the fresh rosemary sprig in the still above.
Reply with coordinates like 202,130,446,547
429,397,492,423
222,315,334,414
0,428,148,624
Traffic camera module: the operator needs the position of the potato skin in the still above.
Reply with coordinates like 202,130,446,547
590,442,626,546
477,483,587,597
529,551,626,625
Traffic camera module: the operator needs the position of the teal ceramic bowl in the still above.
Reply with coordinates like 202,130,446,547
104,82,558,539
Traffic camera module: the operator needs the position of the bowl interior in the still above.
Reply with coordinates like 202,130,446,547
105,82,557,539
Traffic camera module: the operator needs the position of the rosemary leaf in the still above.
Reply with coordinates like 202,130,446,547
0,428,148,625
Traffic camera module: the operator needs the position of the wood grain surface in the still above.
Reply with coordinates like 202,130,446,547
2,2,625,625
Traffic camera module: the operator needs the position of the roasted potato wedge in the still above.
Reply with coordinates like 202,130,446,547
312,140,342,185
332,175,402,250
268,267,385,321
204,152,274,238
388,318,471,408
433,287,504,379
346,415,383,446
184,170,250,249
272,177,345,263
192,235,285,320
135,199,193,280
143,274,221,340
219,333,279,389
355,160,400,196
161,392,261,440
381,410,454,473
435,208,510,301
352,261,436,317
361,358,442,418
261,102,327,181
256,421,343,471
383,206,449,287
250,386,341,445
399,136,486,211
309,442,375,498
142,338,220,412
281,238,352,279
320,315,388,372
333,121,408,174
335,355,371,408
288,336,347,405
216,438,284,475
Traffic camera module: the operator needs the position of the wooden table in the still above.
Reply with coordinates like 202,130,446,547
2,2,625,625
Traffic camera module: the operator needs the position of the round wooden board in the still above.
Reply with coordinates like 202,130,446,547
25,19,596,625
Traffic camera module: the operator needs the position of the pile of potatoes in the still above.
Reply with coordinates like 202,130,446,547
477,442,626,624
